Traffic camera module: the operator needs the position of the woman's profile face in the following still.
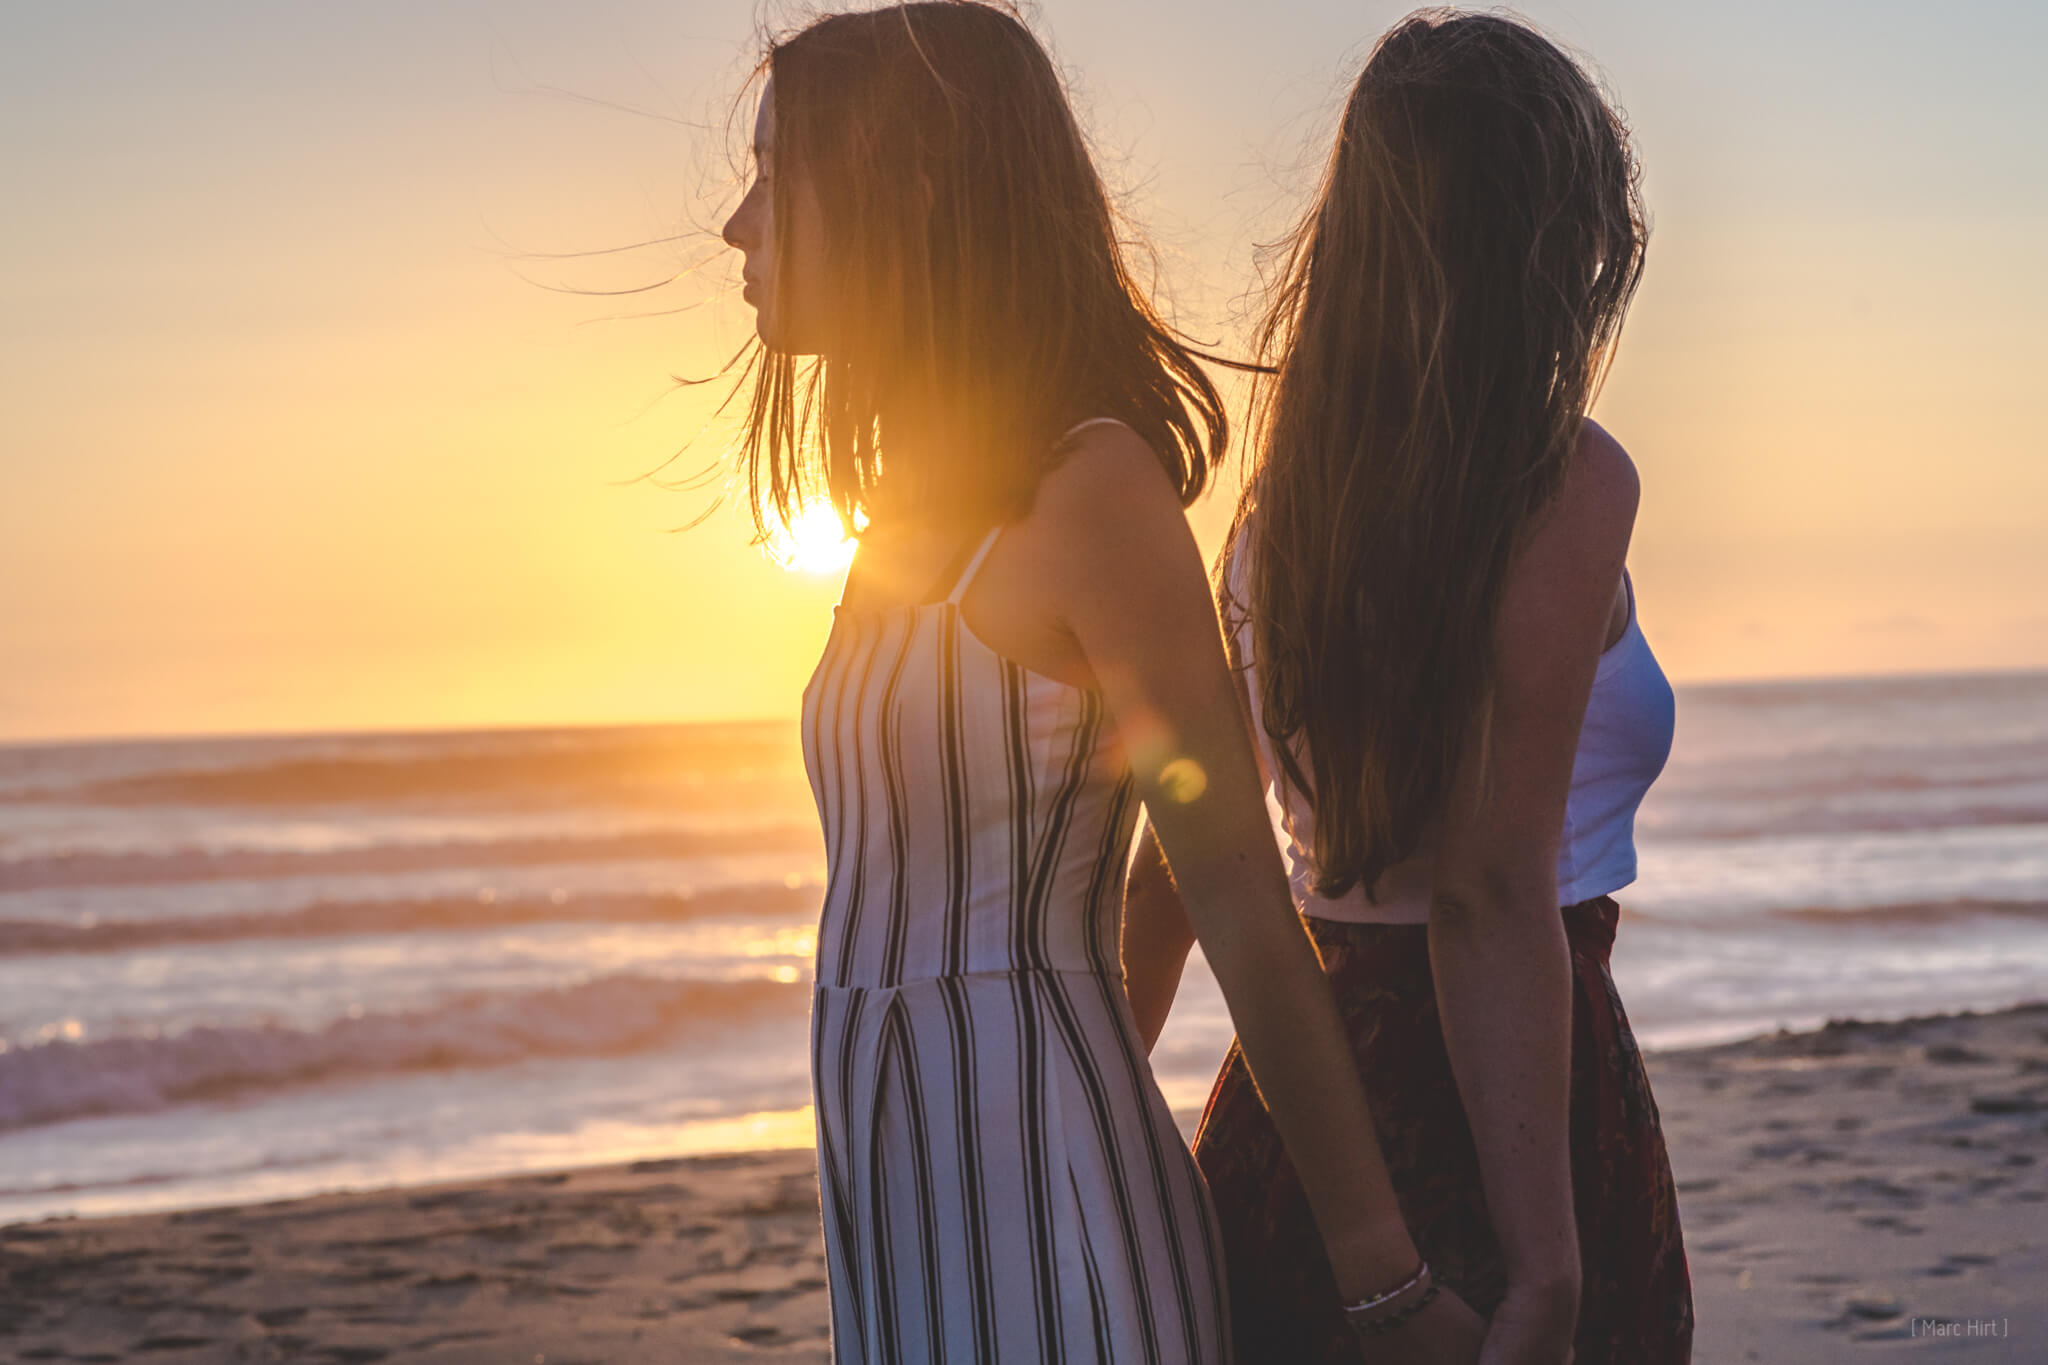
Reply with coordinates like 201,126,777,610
722,78,830,354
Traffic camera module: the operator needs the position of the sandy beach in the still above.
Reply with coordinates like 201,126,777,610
5,1003,2043,1363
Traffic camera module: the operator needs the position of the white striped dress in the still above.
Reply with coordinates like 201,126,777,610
802,515,1232,1364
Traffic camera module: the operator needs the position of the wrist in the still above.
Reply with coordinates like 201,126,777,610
1507,1266,1581,1305
1341,1258,1439,1339
1323,1218,1423,1303
1499,1270,1582,1342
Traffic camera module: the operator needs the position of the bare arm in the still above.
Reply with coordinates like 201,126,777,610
1122,607,1271,1054
1429,422,1641,1360
1036,428,1452,1323
1121,821,1194,1053
1130,597,1269,1055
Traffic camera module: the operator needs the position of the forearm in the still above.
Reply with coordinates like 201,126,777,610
1120,832,1196,1051
1428,888,1580,1294
1204,905,1422,1299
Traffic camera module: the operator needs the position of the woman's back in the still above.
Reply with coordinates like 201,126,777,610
1229,519,1676,924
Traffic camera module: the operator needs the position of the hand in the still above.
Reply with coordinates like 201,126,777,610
1476,1277,1579,1365
1351,1282,1487,1365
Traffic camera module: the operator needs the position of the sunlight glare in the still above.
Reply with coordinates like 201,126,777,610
773,503,857,575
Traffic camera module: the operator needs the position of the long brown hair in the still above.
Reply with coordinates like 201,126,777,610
738,1,1227,541
1225,10,1648,898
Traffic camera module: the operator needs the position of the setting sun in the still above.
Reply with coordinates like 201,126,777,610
773,503,858,576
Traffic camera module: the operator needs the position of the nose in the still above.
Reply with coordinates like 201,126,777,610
722,183,759,253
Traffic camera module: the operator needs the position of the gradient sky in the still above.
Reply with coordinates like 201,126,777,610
3,0,2044,742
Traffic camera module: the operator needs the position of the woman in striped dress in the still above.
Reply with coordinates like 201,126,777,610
1123,13,1693,1364
718,4,1485,1361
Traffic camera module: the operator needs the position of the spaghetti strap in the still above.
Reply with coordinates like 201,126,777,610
942,418,1124,605
942,526,1004,605
1056,415,1131,445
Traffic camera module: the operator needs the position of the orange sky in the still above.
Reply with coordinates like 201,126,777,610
2,1,2044,742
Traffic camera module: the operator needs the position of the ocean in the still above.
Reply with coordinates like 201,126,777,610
2,671,2044,1226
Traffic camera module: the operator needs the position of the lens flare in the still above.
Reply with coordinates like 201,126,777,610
1157,758,1208,804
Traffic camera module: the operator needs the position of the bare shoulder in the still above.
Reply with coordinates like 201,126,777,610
1032,419,1185,525
1526,417,1639,555
1571,418,1641,516
1017,419,1194,576
1002,418,1207,632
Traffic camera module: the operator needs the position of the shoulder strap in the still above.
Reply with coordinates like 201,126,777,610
1054,415,1131,446
937,419,1125,606
942,527,1005,606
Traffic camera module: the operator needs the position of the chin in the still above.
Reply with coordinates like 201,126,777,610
753,312,799,354
761,327,825,359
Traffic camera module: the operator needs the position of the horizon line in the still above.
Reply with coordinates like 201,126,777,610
4,662,2045,752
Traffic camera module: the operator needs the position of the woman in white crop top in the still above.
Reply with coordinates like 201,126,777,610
1236,555,1677,928
1119,14,1693,1365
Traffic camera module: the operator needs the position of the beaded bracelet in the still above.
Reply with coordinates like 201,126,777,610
1341,1259,1429,1316
1348,1282,1442,1336
1341,1259,1436,1336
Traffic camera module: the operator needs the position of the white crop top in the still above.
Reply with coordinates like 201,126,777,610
1227,539,1676,924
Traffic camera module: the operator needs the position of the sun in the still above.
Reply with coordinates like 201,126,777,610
775,503,858,575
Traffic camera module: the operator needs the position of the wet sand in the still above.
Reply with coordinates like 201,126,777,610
5,1003,2044,1363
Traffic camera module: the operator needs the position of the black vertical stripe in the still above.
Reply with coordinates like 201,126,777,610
1012,973,1066,1361
891,1006,948,1353
939,608,970,975
1082,774,1139,978
1083,970,1213,1360
818,615,862,985
811,624,853,981
1073,1165,1115,1362
866,998,903,1364
1024,690,1105,971
1040,973,1167,1365
1002,661,1035,971
812,988,867,1340
874,615,921,986
832,612,888,987
938,975,998,1359
836,986,878,1325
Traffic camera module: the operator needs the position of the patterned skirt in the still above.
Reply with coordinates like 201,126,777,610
1191,897,1693,1364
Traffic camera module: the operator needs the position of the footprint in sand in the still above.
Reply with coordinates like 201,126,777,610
413,1271,482,1292
1834,1290,1906,1332
1924,1251,1997,1277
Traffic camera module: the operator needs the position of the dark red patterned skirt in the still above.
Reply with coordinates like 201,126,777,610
1191,897,1693,1364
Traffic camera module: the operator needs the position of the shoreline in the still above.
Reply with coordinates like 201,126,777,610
5,1002,2044,1362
